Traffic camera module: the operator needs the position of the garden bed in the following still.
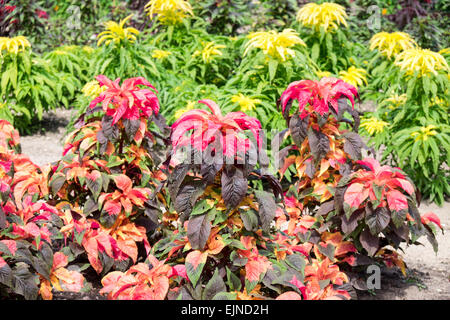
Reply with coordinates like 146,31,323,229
20,109,450,301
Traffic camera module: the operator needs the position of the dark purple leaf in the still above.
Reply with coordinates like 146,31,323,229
174,179,206,221
341,209,364,235
308,128,329,160
101,116,119,141
393,224,409,241
289,115,309,148
316,200,334,216
49,173,66,196
254,190,277,231
12,264,39,300
360,228,379,256
168,164,191,200
122,118,141,140
0,206,6,230
201,163,222,184
365,206,390,235
262,174,283,200
342,132,363,160
187,213,211,250
221,166,248,210
334,185,348,215
305,160,316,179
0,262,12,288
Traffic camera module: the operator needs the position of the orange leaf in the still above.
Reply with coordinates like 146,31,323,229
318,159,330,177
206,228,225,255
116,238,138,263
100,271,125,295
83,237,102,274
113,174,132,194
39,279,53,300
148,276,169,300
279,155,296,176
245,255,270,282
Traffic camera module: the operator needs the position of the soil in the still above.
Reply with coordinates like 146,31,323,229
20,108,449,300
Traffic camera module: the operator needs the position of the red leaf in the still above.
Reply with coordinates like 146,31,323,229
421,212,442,229
0,256,6,268
171,99,262,158
52,252,68,270
289,275,305,291
103,200,121,216
344,183,368,208
169,265,188,280
0,240,17,255
386,189,408,212
390,178,414,195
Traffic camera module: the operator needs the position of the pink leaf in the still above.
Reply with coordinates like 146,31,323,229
344,183,368,208
386,189,408,212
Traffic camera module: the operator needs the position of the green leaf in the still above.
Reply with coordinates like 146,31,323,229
410,140,421,167
240,209,259,232
406,78,416,98
202,268,226,300
422,76,431,97
212,292,237,300
185,250,207,288
1,69,11,94
226,267,242,291
190,199,213,216
268,59,278,82
9,64,17,90
391,209,407,228
311,42,320,62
